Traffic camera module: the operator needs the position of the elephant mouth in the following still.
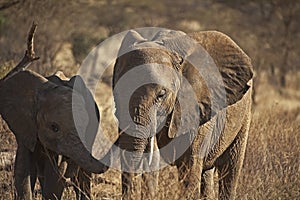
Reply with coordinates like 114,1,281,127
63,156,70,160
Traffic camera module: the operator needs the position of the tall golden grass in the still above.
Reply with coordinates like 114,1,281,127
237,106,300,199
0,102,299,199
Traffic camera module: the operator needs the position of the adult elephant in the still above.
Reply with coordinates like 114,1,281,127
112,30,253,199
0,23,109,200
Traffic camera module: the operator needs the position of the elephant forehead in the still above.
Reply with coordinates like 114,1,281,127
38,87,88,119
146,64,180,88
115,48,176,76
115,63,180,94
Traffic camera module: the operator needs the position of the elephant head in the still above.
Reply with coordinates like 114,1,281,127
0,69,108,174
112,30,253,197
46,72,100,152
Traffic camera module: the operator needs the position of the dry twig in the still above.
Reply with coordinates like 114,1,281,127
2,22,40,81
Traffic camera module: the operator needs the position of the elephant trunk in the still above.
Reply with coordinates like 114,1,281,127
118,128,149,172
66,144,109,174
117,123,150,200
42,134,109,174
117,107,158,199
117,106,156,172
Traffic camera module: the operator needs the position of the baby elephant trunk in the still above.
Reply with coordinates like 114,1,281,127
69,146,108,174
52,136,109,174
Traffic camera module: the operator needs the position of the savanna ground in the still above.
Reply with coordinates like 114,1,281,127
0,0,300,199
1,76,299,200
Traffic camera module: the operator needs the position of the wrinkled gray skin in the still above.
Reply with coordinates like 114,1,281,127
0,69,109,200
113,31,253,199
43,72,101,200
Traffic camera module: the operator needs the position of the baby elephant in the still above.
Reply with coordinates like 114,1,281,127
38,71,102,199
0,23,108,200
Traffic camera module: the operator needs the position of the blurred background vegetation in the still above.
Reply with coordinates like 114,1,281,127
0,0,299,91
0,0,299,199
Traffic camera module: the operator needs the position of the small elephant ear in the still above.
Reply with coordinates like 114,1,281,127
67,76,87,94
66,75,100,150
69,75,99,117
49,74,100,123
0,71,48,151
46,71,68,85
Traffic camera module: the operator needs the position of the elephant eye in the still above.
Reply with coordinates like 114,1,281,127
157,89,167,101
50,123,60,133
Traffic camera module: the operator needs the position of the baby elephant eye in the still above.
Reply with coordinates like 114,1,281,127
50,123,60,133
157,89,167,100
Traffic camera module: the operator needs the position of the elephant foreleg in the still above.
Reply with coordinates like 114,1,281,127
29,159,37,193
176,132,205,200
141,171,159,200
215,121,250,200
201,167,217,200
14,145,33,200
118,133,146,200
72,168,92,200
122,172,142,200
42,153,65,199
177,154,203,200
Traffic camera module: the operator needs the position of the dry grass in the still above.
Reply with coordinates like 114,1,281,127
0,84,299,199
1,0,300,198
237,106,300,199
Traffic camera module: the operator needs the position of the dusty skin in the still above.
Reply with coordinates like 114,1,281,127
112,30,253,199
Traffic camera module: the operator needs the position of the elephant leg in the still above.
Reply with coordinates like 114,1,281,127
215,121,250,200
42,153,65,199
14,145,33,200
118,133,146,200
175,131,205,200
37,176,44,195
121,172,142,200
201,167,217,200
72,168,92,200
67,162,81,199
141,171,159,200
63,159,91,200
142,137,159,200
176,152,203,200
29,159,37,194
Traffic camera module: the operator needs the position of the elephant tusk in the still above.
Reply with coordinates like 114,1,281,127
148,137,154,165
57,155,63,166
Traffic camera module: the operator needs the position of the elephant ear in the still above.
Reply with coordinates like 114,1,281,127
168,31,253,138
0,70,48,151
46,71,68,85
45,74,99,151
65,75,100,150
47,74,100,123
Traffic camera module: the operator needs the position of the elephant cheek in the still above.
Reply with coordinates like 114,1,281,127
37,130,59,151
